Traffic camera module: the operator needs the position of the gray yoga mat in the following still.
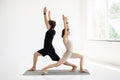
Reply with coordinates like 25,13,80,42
23,69,90,75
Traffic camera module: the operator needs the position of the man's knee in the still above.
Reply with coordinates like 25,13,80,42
34,52,39,56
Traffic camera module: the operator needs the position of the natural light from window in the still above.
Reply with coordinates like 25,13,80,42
87,0,120,41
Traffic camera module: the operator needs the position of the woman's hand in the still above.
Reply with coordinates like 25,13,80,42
62,15,66,21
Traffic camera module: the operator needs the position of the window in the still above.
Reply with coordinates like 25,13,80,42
87,0,120,41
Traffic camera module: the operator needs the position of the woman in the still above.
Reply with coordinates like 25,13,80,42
41,15,86,74
28,7,76,71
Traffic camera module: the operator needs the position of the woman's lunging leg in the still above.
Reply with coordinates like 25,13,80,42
41,52,77,74
71,53,86,72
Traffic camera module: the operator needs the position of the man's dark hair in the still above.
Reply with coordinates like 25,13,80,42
49,20,56,29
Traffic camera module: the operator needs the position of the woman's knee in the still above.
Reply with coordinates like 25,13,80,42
79,54,84,59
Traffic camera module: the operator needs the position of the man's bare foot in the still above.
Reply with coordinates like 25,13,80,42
80,69,87,73
27,68,36,71
70,66,77,72
41,69,48,75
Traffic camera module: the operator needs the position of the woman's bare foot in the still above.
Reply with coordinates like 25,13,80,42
41,69,48,75
70,66,77,72
27,68,36,71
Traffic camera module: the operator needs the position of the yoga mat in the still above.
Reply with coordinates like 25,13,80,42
23,69,90,75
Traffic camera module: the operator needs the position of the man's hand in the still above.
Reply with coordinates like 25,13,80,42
43,7,47,14
48,11,51,20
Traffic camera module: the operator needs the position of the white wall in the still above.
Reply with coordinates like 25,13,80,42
84,41,120,66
